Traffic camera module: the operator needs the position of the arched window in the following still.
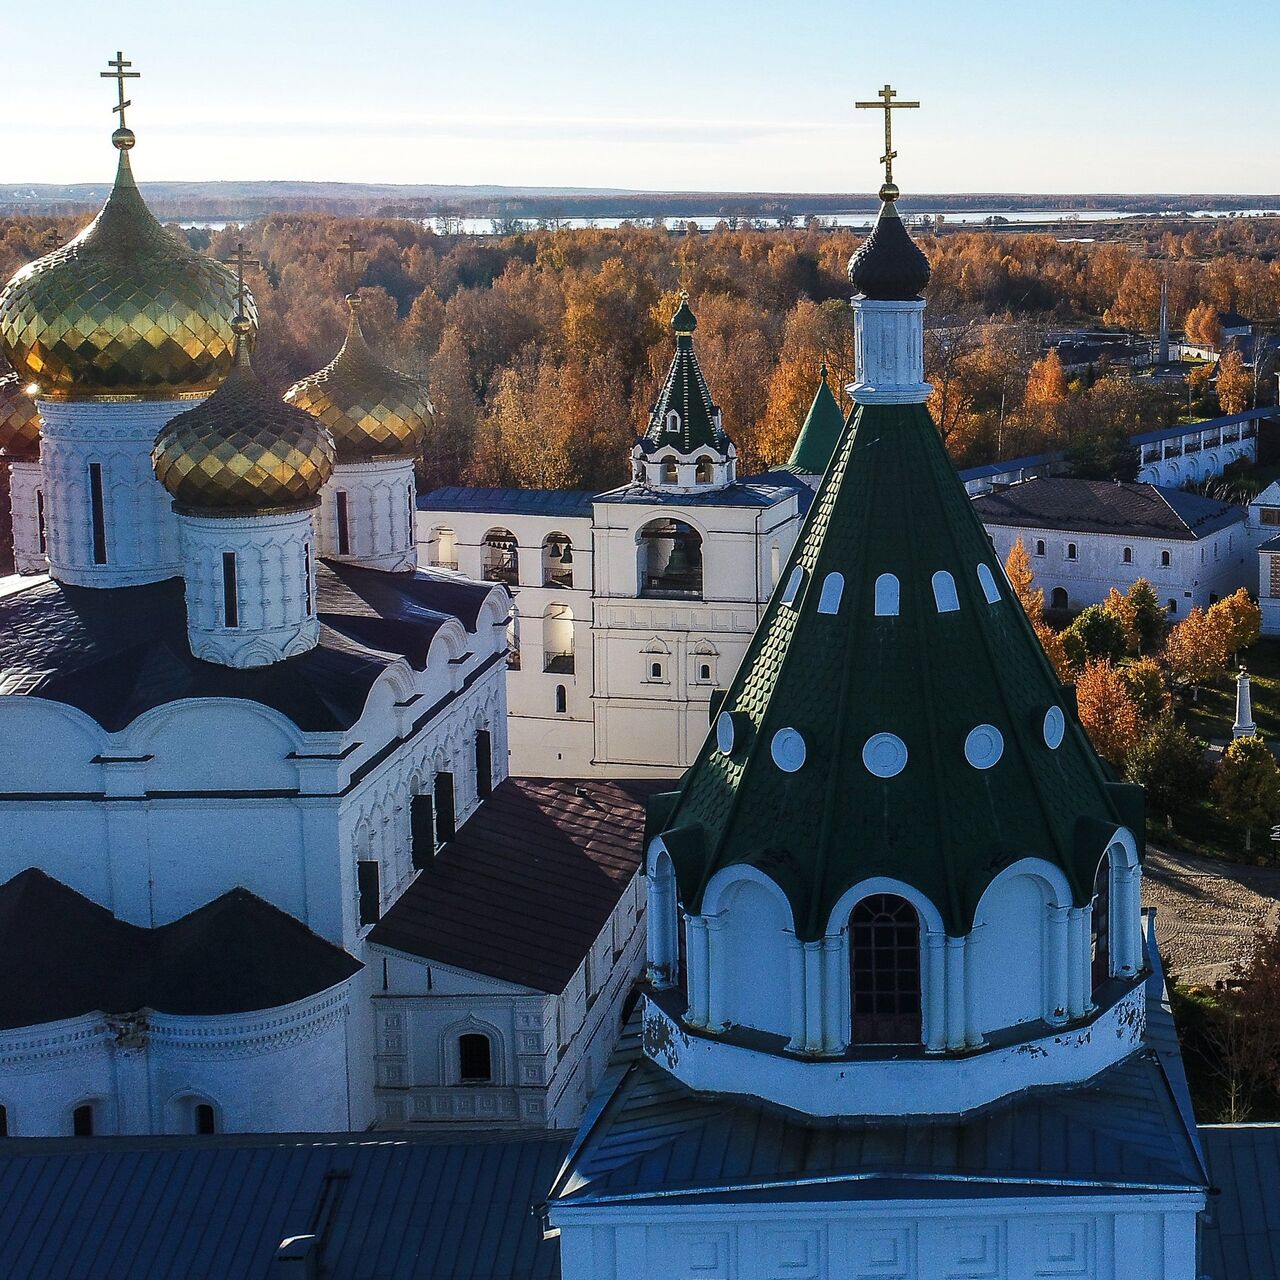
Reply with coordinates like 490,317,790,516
543,603,574,674
555,684,567,714
1035,539,1046,557
72,1103,95,1137
931,570,959,613
662,460,679,485
1066,543,1078,561
695,456,713,484
542,532,574,588
1160,549,1171,568
1050,586,1069,611
850,895,921,1045
1091,856,1110,992
506,613,521,670
481,528,519,586
458,1033,493,1083
818,572,844,615
0,1103,7,1136
639,519,703,599
1122,546,1133,564
874,573,899,617
429,526,457,570
195,1103,216,1135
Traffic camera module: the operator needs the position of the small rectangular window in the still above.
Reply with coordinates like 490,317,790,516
89,463,106,565
435,772,456,843
357,859,381,925
304,543,312,616
1262,508,1280,526
1066,543,1077,561
36,491,46,553
222,552,239,628
475,730,492,799
411,794,435,869
336,491,350,556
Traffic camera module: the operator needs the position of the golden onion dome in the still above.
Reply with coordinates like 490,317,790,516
283,294,432,462
0,147,256,401
153,320,335,514
0,372,40,461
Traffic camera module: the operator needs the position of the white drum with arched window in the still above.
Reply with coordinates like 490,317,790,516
849,894,922,1046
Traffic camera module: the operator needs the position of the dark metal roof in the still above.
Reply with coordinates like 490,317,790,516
419,487,596,519
0,562,497,733
554,956,1206,1208
1201,1125,1280,1280
973,478,1243,542
0,868,360,1027
593,478,800,509
370,777,673,993
1129,407,1273,446
0,1129,570,1280
958,451,1059,482
848,201,931,301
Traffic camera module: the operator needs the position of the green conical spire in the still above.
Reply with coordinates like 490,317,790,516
649,392,1138,941
786,364,848,476
640,293,731,456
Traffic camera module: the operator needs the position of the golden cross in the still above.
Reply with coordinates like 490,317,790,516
100,51,140,130
854,83,919,199
337,234,364,287
221,242,260,315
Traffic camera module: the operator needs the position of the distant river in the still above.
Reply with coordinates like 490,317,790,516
175,208,1280,233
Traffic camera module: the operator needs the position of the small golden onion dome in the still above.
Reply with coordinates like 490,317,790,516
0,372,40,461
0,148,257,400
283,294,432,462
153,321,335,514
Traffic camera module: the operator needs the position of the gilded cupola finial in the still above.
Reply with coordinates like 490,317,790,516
854,82,919,203
336,234,364,294
221,242,261,350
101,50,140,152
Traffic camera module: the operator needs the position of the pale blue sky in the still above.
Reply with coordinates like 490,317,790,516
9,0,1278,193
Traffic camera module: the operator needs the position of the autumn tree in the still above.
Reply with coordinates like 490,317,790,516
1101,587,1140,654
1075,659,1143,765
1127,578,1168,654
1123,713,1204,826
1208,588,1262,658
1062,605,1129,670
1034,620,1074,684
1121,657,1171,722
1213,736,1280,853
1004,537,1043,622
1217,346,1252,415
1024,349,1067,411
1163,606,1229,699
1184,301,1222,348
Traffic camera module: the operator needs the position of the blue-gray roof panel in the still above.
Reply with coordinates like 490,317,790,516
420,487,596,518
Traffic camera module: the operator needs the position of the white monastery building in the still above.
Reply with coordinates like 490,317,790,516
0,80,650,1140
975,476,1250,616
418,306,849,778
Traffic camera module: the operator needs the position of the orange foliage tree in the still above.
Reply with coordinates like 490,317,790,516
1075,659,1143,765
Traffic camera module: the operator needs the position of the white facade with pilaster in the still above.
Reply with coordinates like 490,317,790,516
318,456,418,571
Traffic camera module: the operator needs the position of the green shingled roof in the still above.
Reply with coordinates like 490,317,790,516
641,295,731,456
786,365,848,475
652,396,1138,940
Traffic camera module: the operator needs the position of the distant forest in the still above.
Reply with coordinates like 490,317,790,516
2,212,1280,494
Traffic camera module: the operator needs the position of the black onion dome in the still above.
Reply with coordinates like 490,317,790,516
848,201,931,301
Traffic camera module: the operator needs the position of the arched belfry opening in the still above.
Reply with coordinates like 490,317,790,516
850,894,922,1046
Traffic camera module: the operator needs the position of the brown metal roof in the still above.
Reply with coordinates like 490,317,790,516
369,777,674,993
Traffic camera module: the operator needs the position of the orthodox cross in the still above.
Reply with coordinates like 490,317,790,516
100,52,140,131
221,242,260,315
337,234,364,288
854,83,919,199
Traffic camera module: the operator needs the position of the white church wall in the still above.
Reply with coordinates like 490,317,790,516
552,1195,1204,1280
984,522,1249,615
0,981,355,1137
970,872,1051,1034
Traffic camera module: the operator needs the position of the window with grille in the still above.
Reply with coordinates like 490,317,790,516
850,894,921,1045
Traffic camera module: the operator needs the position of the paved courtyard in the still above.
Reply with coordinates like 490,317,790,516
1145,846,1280,986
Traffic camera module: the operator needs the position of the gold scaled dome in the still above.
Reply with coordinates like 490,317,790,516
153,322,335,513
283,294,431,461
0,149,256,400
0,372,40,461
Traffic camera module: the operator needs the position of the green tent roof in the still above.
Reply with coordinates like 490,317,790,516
786,365,848,475
652,395,1137,940
641,295,731,456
